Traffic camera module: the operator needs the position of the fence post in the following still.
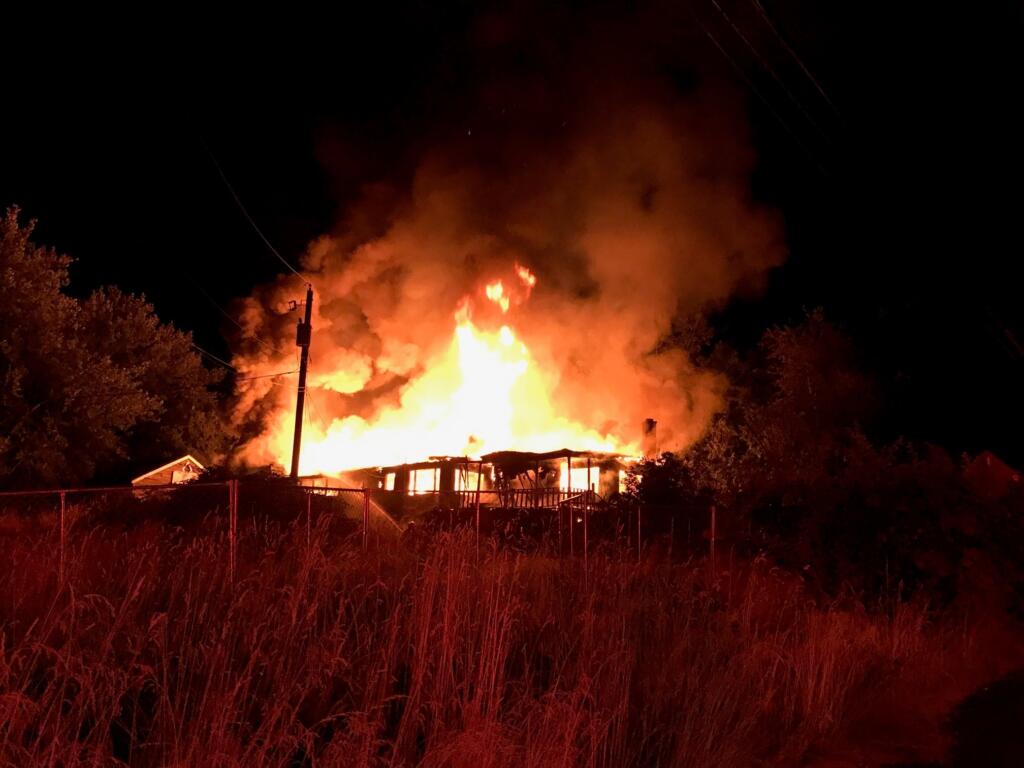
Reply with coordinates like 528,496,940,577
709,503,717,576
637,502,642,563
584,458,591,567
569,498,574,558
229,480,238,585
475,461,483,547
584,488,590,578
306,491,312,550
558,500,564,558
564,456,571,558
58,491,66,586
362,489,369,551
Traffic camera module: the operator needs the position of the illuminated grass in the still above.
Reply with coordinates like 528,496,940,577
0,519,1017,766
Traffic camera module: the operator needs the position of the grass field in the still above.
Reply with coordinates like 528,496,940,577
1,511,1022,767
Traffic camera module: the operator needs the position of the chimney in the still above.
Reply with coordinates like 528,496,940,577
641,418,658,459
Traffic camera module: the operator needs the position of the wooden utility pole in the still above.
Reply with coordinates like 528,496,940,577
290,284,314,479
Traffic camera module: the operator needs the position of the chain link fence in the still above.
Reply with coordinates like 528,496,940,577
0,479,702,586
0,480,375,586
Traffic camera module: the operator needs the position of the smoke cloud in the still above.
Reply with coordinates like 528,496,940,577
231,4,785,469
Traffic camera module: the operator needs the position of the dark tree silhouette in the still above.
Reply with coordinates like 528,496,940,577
0,207,227,487
631,308,1023,601
80,287,228,477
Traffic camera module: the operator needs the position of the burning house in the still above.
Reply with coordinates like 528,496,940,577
376,449,629,501
340,418,654,507
299,449,636,525
309,449,635,530
230,87,782,496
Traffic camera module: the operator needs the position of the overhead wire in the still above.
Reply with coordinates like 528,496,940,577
191,343,299,384
690,8,830,177
200,137,310,285
190,343,237,371
235,369,299,382
709,0,832,145
185,139,315,374
749,0,843,121
181,274,284,357
304,351,332,430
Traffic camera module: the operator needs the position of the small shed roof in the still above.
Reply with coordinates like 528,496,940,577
131,454,205,485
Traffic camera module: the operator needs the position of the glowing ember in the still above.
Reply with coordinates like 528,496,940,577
256,267,635,476
485,280,510,313
515,263,537,288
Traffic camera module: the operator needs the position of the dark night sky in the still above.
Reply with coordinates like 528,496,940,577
2,2,1022,463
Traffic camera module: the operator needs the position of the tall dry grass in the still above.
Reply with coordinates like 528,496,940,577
0,514,1017,767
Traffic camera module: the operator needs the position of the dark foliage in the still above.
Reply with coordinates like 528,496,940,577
628,309,1024,607
0,208,229,488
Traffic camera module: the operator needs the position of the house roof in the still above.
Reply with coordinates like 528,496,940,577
131,454,205,485
377,456,475,473
372,450,632,474
481,449,626,464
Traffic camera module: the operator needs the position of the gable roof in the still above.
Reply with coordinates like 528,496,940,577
131,454,205,485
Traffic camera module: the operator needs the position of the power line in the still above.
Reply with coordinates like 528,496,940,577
709,0,832,145
749,0,843,121
191,342,300,382
691,10,830,177
303,352,331,431
235,369,299,382
305,386,331,430
200,138,310,284
252,375,294,390
181,273,283,357
190,343,236,371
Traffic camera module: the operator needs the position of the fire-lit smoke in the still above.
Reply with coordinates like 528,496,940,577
229,9,784,476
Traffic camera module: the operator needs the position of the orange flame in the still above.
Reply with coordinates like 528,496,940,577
485,280,510,313
515,263,537,288
257,267,636,476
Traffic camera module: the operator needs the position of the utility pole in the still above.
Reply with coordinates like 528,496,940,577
290,284,313,479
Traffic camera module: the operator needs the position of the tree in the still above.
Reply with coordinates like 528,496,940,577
629,310,893,574
0,207,227,488
80,287,229,476
678,309,877,505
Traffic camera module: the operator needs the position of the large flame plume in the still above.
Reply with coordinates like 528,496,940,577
254,266,627,475
228,25,785,476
